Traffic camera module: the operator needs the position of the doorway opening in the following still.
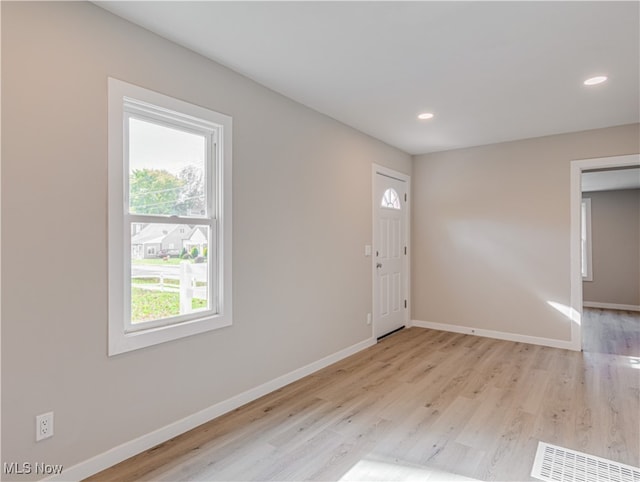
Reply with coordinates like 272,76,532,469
570,154,640,352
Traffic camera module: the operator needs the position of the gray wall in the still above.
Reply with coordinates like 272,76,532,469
412,125,639,340
583,189,640,306
1,2,411,475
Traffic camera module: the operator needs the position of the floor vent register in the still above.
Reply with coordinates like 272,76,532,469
531,442,640,482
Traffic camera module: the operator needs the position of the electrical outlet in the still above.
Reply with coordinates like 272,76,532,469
36,412,54,441
366,313,372,325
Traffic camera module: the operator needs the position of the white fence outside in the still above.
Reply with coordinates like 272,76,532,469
179,262,208,314
131,262,208,315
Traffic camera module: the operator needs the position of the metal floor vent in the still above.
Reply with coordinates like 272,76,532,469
531,442,640,482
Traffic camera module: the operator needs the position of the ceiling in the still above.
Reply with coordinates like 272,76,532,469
95,1,639,155
582,167,640,192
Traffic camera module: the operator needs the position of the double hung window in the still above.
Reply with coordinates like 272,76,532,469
581,198,592,281
108,79,232,355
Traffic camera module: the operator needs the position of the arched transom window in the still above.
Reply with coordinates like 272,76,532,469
381,188,401,210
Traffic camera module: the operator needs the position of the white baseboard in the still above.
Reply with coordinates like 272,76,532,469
411,320,575,351
50,336,376,481
583,301,640,312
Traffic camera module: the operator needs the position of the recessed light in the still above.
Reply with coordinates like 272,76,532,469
418,112,434,120
584,76,607,86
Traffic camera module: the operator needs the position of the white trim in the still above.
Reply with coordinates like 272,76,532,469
372,164,411,338
571,154,640,352
0,3,3,462
580,198,593,281
583,302,640,312
45,336,376,481
411,320,575,350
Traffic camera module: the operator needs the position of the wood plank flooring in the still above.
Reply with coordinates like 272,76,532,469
582,307,640,356
88,311,640,481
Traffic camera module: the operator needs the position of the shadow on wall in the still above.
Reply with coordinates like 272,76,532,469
441,218,575,336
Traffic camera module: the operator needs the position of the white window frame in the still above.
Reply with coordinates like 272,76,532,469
108,78,232,356
581,198,593,281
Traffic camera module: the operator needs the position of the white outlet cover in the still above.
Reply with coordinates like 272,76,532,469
36,412,54,441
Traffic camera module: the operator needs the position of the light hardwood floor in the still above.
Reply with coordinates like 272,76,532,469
88,311,639,481
582,307,640,356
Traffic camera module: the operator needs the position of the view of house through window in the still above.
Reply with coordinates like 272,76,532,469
108,78,232,355
130,223,210,323
128,117,211,325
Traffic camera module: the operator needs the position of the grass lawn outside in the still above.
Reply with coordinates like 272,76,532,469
132,258,190,266
131,287,207,323
132,277,207,288
133,277,180,286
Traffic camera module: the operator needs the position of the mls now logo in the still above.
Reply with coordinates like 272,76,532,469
4,462,63,475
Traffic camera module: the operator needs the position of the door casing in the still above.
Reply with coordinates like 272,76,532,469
570,154,640,351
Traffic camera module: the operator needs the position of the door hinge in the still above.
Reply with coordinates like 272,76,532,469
404,193,407,202
404,299,407,308
404,246,407,255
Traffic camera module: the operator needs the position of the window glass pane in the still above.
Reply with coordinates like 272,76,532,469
129,117,206,216
130,223,210,324
381,188,401,209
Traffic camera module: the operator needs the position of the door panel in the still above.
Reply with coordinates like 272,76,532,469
373,171,408,339
380,274,389,316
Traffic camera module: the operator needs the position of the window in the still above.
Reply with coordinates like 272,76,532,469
108,78,232,355
381,188,401,209
581,198,592,281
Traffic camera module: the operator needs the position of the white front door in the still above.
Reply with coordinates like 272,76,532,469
373,168,408,339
